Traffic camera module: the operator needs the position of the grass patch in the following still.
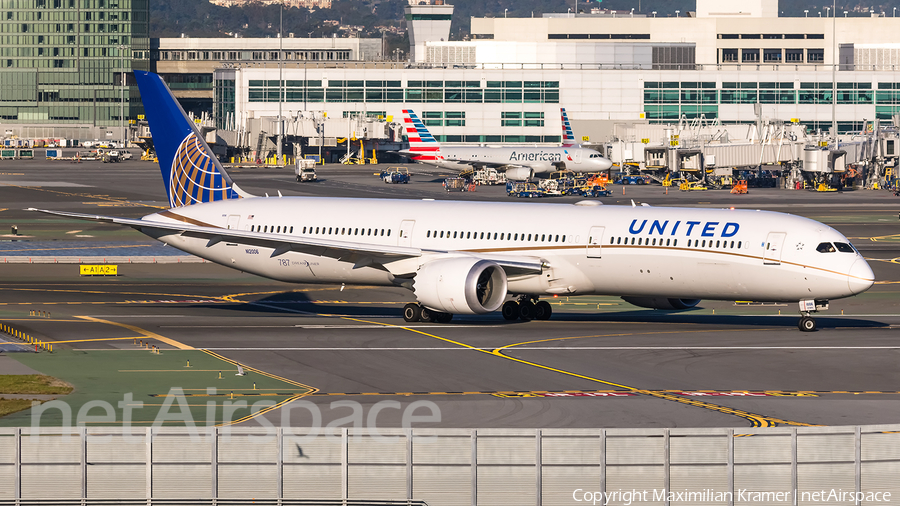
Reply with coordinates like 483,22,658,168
0,398,38,417
2,350,314,427
0,375,73,395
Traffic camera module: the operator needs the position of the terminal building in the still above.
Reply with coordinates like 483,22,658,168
211,0,900,152
0,0,149,140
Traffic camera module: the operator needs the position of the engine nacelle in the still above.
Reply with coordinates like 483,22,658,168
621,297,702,310
505,167,534,181
414,258,508,315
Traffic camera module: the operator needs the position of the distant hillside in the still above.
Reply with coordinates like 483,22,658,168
150,0,900,41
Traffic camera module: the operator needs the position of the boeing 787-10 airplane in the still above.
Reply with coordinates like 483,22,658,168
32,71,874,331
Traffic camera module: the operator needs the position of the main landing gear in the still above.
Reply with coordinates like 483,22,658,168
502,297,552,321
403,303,453,323
797,299,828,332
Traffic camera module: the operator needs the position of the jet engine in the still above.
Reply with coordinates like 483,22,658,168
505,167,534,181
413,258,508,315
621,297,702,310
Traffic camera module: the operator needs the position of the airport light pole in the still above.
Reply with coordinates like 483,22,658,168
118,44,126,149
276,0,284,165
831,0,837,140
804,10,808,17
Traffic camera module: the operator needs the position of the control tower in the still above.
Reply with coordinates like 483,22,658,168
405,0,454,63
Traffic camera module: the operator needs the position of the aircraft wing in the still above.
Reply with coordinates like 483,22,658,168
28,208,543,276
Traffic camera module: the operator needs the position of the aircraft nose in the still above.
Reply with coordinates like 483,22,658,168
848,258,875,294
597,157,613,171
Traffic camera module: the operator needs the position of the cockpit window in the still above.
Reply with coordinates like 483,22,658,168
834,242,855,253
816,242,836,253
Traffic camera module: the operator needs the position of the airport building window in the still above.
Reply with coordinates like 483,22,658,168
741,49,760,63
786,49,804,62
807,49,825,62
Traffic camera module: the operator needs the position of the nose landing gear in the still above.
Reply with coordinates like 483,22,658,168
798,315,817,332
797,299,828,332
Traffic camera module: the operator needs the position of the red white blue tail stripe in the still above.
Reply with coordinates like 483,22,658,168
561,107,576,146
402,109,442,162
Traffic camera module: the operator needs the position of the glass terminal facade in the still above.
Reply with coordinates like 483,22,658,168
0,0,149,126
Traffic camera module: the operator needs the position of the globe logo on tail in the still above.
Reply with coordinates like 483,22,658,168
169,133,239,208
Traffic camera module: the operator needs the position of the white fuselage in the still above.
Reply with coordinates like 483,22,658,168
141,198,873,303
417,146,610,175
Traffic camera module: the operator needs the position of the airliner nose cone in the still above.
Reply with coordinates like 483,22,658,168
598,157,613,171
848,258,875,295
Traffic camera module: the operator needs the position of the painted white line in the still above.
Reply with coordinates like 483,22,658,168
197,346,900,351
89,315,186,318
160,324,501,329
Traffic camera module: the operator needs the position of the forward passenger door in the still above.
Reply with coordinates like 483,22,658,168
763,232,786,265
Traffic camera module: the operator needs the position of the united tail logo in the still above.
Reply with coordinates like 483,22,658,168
169,133,240,207
134,70,243,209
402,109,443,162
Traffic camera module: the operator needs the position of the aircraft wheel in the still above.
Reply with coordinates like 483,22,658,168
534,301,553,321
501,301,519,321
435,312,453,323
518,301,535,321
403,303,422,323
420,308,435,323
798,316,817,332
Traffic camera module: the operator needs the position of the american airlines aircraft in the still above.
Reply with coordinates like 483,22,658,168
398,109,612,180
32,72,874,332
561,107,577,146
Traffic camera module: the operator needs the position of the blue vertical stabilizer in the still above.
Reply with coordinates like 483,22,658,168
134,71,242,208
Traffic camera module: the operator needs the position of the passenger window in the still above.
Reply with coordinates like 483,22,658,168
730,241,734,248
702,240,706,247
493,233,498,240
834,242,855,253
542,234,546,242
527,234,532,241
716,240,720,248
501,233,505,240
737,241,741,248
290,226,294,233
427,231,431,238
562,235,566,242
630,237,635,245
817,242,836,253
387,230,391,236
328,227,332,234
687,239,692,247
666,239,670,246
610,237,615,245
555,235,559,242
673,239,677,246
467,232,471,239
